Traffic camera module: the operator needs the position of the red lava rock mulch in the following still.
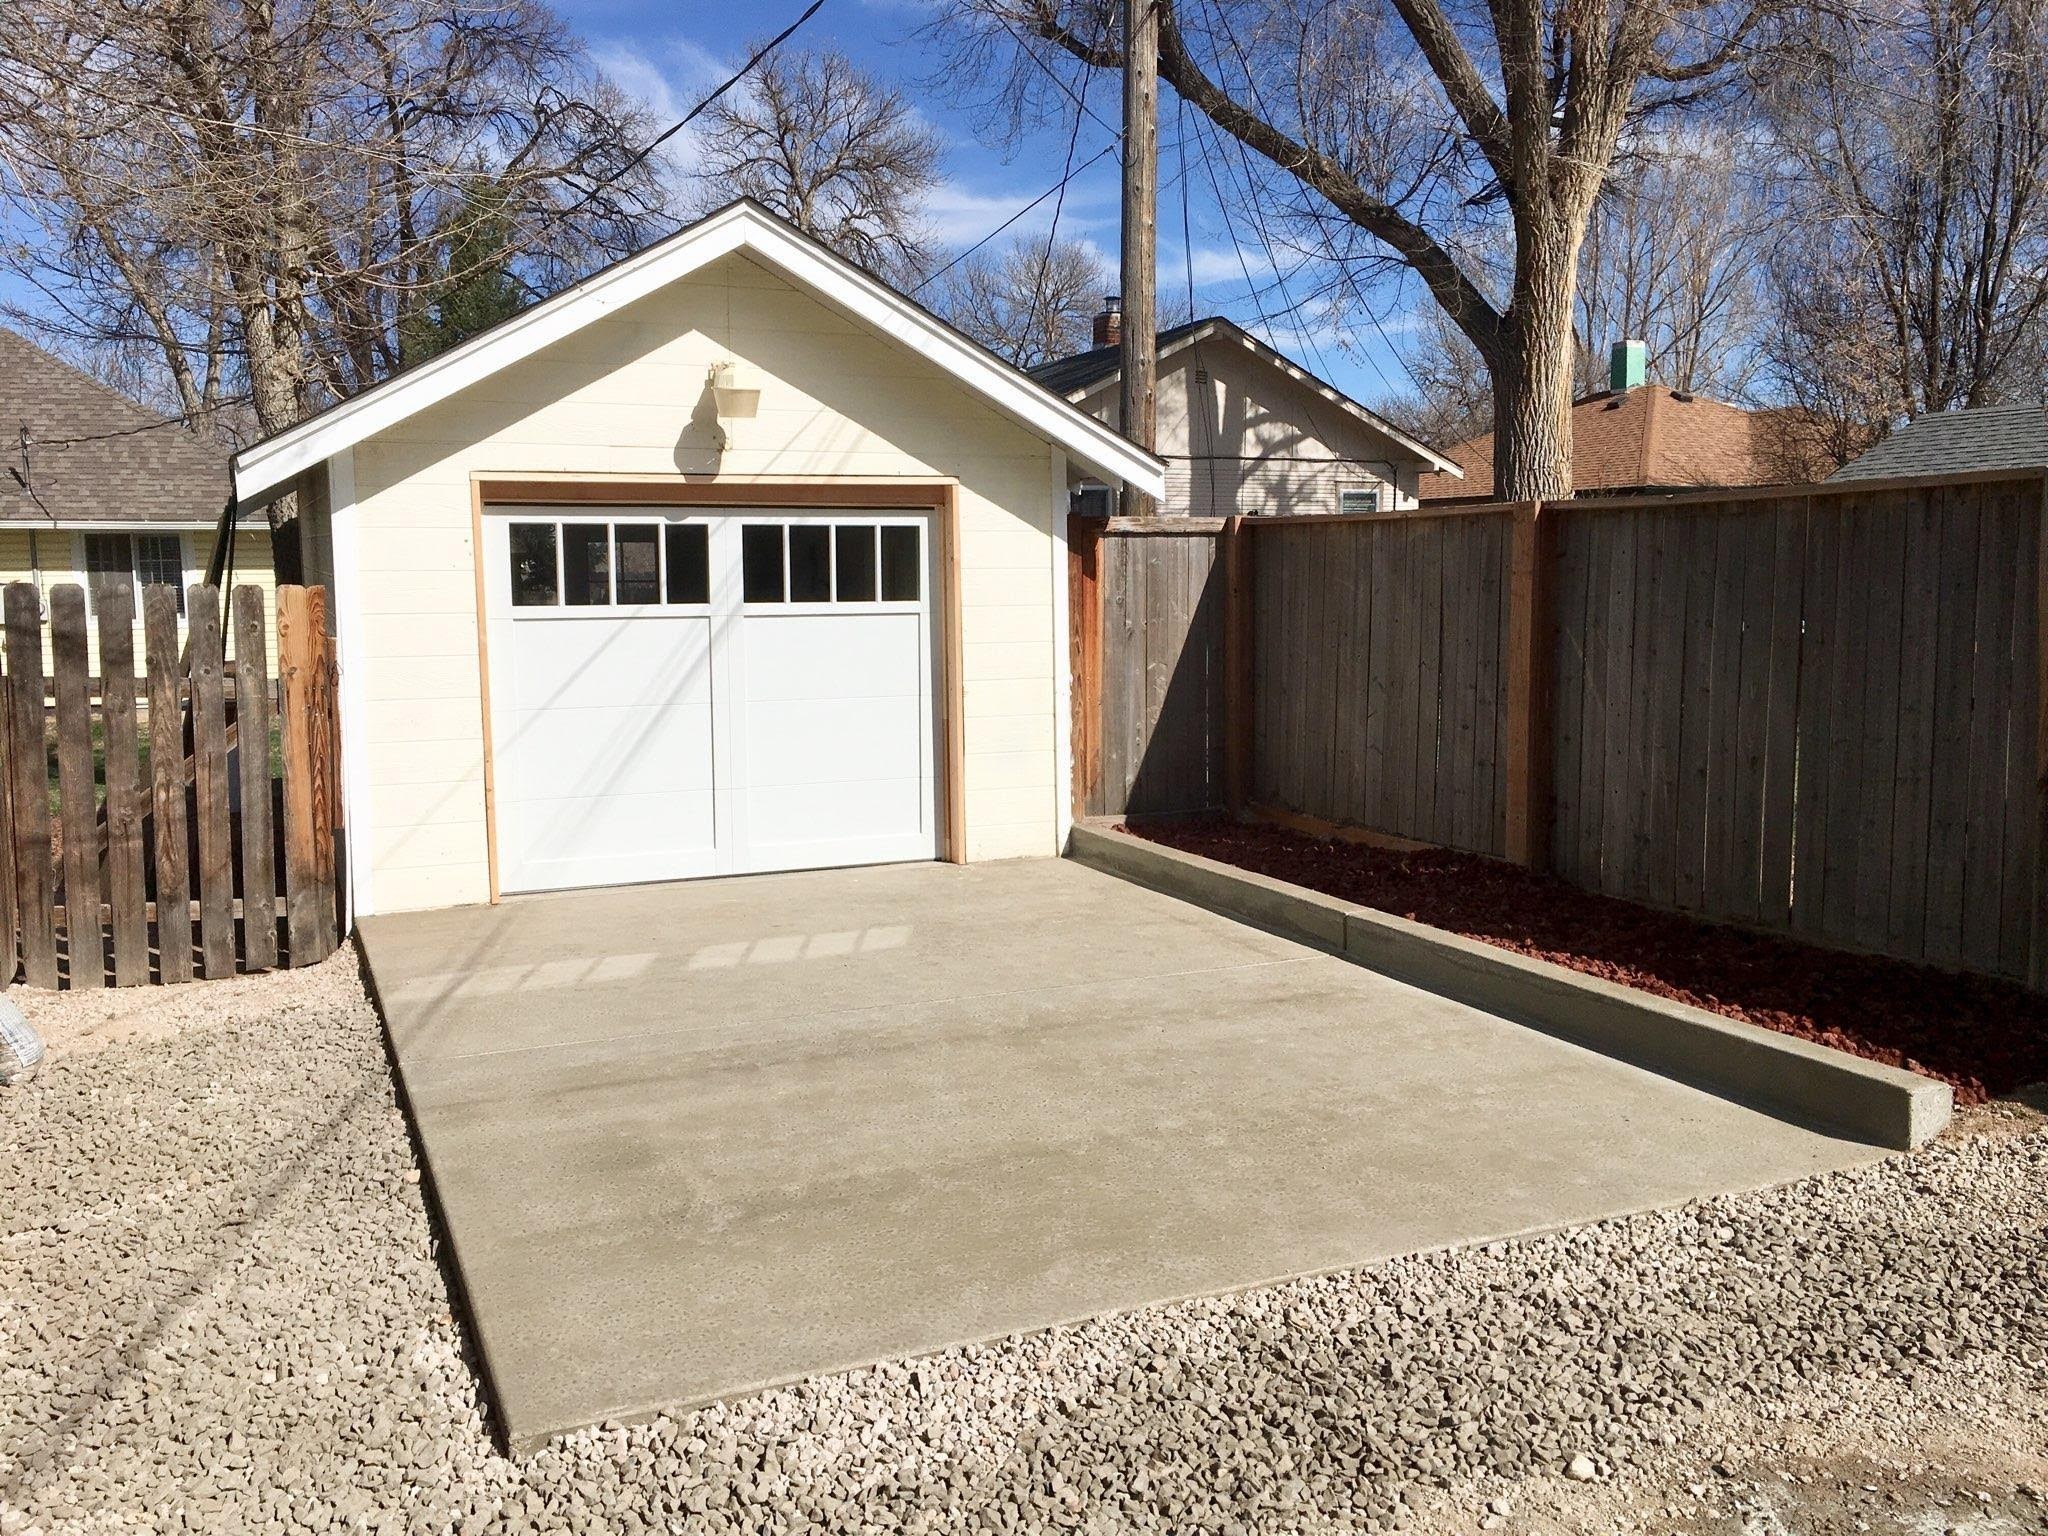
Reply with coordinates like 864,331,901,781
1124,817,2048,1106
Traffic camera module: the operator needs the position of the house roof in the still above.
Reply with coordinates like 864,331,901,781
233,199,1166,504
1029,317,1463,476
1419,385,1790,502
1829,402,2048,482
0,326,228,526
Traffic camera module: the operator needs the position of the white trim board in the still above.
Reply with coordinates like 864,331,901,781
233,200,1168,504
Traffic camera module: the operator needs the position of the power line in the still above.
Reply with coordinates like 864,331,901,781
1019,69,1094,354
1178,93,1196,319
550,0,831,234
911,142,1119,295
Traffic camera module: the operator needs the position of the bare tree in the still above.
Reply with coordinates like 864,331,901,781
1757,0,2048,462
1372,304,1494,447
1576,130,1774,399
0,0,665,457
936,0,1782,500
691,46,943,284
935,233,1112,366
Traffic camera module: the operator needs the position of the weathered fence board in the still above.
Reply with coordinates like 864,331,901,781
1080,525,1226,819
52,588,102,987
0,580,343,989
189,586,235,978
144,588,194,984
98,586,150,986
1072,467,2048,986
5,586,56,988
1242,510,1511,858
234,587,279,971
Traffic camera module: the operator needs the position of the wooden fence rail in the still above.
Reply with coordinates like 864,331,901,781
0,581,343,989
1071,469,2048,987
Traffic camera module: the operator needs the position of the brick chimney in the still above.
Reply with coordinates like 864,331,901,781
1092,295,1123,349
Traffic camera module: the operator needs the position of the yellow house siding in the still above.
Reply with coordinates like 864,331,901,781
0,523,278,671
346,251,1068,914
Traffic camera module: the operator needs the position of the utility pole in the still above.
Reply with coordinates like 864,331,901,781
1119,0,1158,517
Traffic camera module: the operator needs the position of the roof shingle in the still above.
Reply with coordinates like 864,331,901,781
1418,385,1795,501
0,327,227,525
1828,402,2048,481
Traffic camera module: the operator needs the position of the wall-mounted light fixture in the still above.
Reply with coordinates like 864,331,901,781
710,361,761,424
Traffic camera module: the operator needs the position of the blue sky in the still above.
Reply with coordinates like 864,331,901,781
567,0,1416,404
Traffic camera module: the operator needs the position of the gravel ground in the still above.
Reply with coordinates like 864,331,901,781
2,952,2046,1535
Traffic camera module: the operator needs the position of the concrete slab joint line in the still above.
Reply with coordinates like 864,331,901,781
1067,822,1953,1151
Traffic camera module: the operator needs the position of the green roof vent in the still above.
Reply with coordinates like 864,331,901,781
1610,339,1647,393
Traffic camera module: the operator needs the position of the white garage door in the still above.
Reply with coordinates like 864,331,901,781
481,508,936,893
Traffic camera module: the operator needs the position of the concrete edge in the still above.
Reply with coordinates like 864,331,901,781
356,922,536,1456
1068,822,1952,1150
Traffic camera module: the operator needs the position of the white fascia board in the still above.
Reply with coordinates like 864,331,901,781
233,203,1165,503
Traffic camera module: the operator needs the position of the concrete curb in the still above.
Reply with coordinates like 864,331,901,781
1068,822,1951,1150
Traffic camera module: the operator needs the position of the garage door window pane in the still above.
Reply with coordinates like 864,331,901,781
563,524,611,605
509,523,558,607
742,524,785,602
614,523,659,604
789,525,831,602
666,524,709,603
835,525,877,601
880,526,921,601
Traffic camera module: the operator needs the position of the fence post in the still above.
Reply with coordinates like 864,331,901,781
1068,513,1103,820
1221,515,1253,818
1503,501,1554,869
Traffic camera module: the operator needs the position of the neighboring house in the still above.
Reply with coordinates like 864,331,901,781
0,326,276,667
1829,402,2048,481
1031,308,1461,516
228,199,1164,916
1420,342,1810,502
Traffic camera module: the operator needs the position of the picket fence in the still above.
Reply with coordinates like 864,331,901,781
0,581,342,989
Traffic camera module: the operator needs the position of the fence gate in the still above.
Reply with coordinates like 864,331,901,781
0,581,343,989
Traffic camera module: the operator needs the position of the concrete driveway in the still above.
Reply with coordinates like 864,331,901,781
360,857,1879,1450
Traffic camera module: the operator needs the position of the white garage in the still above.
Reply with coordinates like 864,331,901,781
482,507,936,892
226,200,1164,916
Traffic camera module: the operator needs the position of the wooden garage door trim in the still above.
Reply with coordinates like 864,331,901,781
469,477,966,905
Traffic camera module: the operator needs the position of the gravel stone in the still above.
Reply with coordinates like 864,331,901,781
2,950,2045,1534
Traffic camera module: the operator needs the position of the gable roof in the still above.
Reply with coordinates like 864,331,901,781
1029,317,1463,476
233,200,1164,504
1419,385,1789,501
1829,402,2048,482
0,327,227,525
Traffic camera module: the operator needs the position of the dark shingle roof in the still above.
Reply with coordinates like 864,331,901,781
1829,402,2048,481
0,327,228,524
1026,319,1209,396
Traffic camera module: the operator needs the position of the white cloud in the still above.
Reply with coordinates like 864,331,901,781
592,36,737,180
919,173,1117,249
1174,244,1277,289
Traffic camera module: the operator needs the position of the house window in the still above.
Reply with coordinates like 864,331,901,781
1338,487,1382,516
83,532,185,614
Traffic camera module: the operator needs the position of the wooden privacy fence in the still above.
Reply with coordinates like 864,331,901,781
0,581,343,989
1070,468,2048,986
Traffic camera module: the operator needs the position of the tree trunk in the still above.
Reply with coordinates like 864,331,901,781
1491,234,1581,502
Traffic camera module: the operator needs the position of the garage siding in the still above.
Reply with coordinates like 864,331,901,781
345,252,1066,913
